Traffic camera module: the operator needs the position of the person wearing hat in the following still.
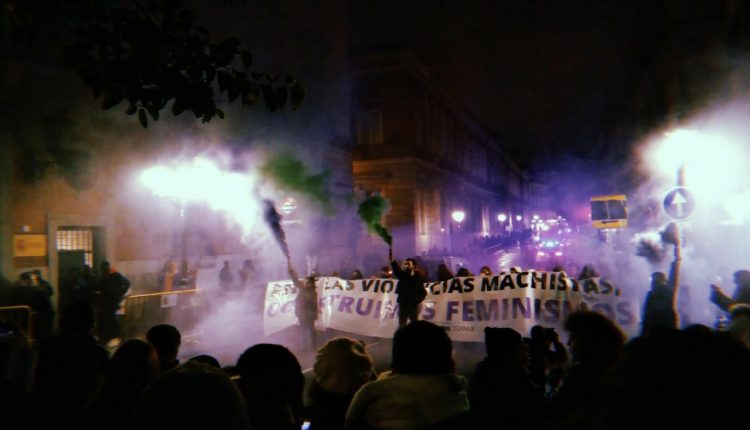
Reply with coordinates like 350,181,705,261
345,321,470,429
306,337,376,430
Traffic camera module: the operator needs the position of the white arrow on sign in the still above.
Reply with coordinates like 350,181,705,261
670,190,687,217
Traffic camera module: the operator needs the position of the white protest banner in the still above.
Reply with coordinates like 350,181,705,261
263,271,639,341
263,278,299,336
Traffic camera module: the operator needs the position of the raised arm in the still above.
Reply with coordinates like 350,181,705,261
668,241,681,307
710,285,734,311
389,247,406,279
390,259,405,280
288,264,302,289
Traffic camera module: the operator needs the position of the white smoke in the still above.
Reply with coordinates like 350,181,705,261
626,97,750,327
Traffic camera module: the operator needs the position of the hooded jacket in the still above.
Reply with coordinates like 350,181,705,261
345,371,469,430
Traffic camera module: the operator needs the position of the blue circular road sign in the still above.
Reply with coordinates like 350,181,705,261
663,187,696,220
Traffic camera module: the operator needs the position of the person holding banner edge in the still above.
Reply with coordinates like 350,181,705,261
289,263,319,351
389,247,427,328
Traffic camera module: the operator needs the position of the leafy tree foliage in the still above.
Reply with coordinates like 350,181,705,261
63,0,305,127
2,0,304,128
1,0,305,188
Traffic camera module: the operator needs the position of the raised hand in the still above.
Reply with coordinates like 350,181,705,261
709,284,723,303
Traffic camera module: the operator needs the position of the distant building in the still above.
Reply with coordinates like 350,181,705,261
350,52,530,260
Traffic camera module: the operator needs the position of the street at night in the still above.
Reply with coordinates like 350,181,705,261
2,1,750,430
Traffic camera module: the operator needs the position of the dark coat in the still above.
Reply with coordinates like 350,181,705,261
95,271,130,311
295,282,318,325
306,381,351,430
642,259,680,333
391,261,427,305
470,358,546,429
643,285,678,329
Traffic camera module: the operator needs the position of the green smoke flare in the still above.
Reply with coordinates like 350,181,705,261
357,194,392,245
261,153,332,212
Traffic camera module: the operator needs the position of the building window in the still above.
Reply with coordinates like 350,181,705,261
56,227,94,267
414,109,424,147
416,191,426,235
356,108,383,145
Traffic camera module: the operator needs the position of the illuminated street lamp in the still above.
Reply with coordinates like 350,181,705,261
140,157,262,288
646,128,744,209
515,215,522,222
497,213,507,223
450,210,465,254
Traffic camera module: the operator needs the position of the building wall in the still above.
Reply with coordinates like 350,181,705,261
1,1,353,316
352,52,529,258
0,134,13,280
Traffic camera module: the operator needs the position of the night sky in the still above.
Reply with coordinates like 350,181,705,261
3,0,747,173
348,0,746,167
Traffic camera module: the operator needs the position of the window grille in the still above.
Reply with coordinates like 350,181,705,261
56,228,94,267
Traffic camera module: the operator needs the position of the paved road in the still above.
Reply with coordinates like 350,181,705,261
179,325,488,381
131,290,490,379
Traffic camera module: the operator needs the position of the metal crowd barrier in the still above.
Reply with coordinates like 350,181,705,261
0,305,35,344
122,289,207,340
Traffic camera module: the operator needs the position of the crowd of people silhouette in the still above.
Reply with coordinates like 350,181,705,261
1,251,750,430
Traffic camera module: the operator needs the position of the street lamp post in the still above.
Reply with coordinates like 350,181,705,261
498,213,507,236
179,199,190,288
452,210,465,227
451,210,465,254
